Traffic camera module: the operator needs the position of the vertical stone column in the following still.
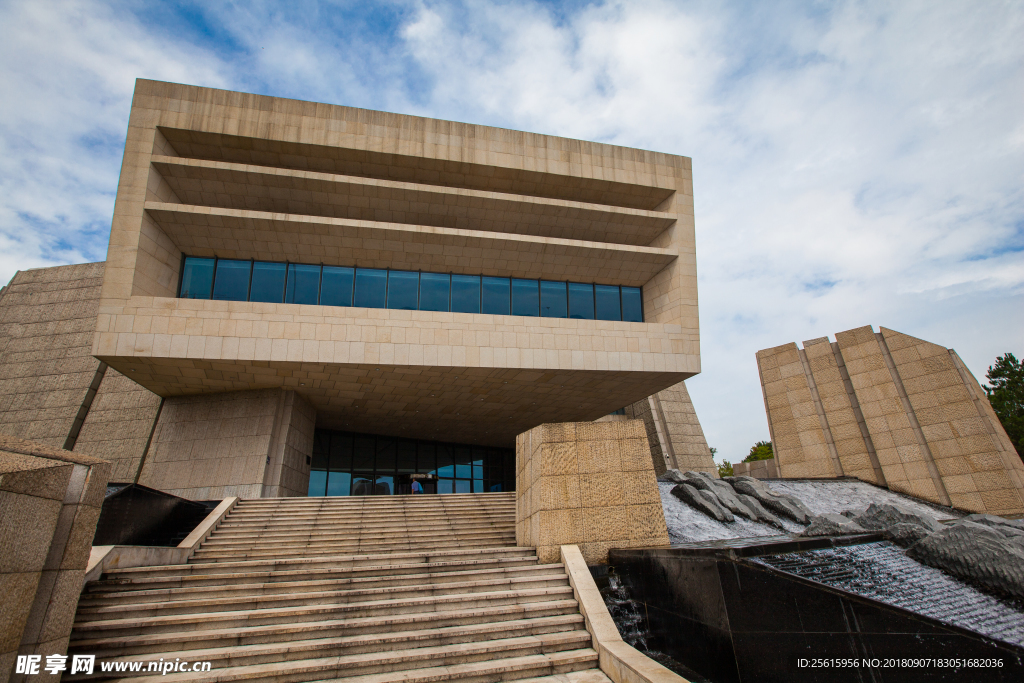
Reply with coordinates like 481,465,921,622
0,435,109,683
835,326,948,505
516,420,669,565
756,342,837,478
881,328,1024,514
802,338,884,484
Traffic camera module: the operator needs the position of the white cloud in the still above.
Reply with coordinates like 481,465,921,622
0,0,1020,462
0,0,226,274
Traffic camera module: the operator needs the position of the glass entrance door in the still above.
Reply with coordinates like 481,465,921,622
307,429,514,496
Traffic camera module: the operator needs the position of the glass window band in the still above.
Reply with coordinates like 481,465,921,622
180,256,644,322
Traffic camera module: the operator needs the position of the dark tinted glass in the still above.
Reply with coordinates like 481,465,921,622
326,471,351,496
286,264,321,305
511,279,539,317
481,276,510,315
353,436,375,470
451,274,481,313
418,442,437,474
540,281,567,318
595,285,621,321
307,471,327,496
455,480,471,494
437,444,454,478
311,432,329,470
329,433,352,472
212,260,251,301
438,479,453,494
354,268,387,308
179,257,214,299
320,266,354,307
418,272,450,312
621,286,643,322
375,475,393,495
386,271,419,310
397,441,417,474
249,261,286,303
568,282,595,319
455,446,472,479
352,475,374,496
376,438,397,472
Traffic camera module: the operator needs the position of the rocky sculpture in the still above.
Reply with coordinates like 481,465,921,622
734,493,787,529
726,476,812,524
906,518,1024,600
853,503,943,534
800,513,867,537
682,471,759,522
670,482,734,523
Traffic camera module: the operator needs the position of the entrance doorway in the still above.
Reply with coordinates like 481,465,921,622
308,429,515,496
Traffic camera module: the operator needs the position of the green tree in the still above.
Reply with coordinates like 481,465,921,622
985,353,1023,461
743,440,774,463
717,459,733,478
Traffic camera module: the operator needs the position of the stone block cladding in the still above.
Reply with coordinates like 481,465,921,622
757,325,1024,515
140,388,315,500
625,379,716,476
732,459,778,478
0,434,108,683
0,264,107,450
92,79,701,448
516,420,670,564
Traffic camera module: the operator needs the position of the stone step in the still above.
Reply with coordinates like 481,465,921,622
69,601,583,656
87,557,543,592
213,519,514,531
76,573,571,617
99,547,537,578
233,494,514,505
72,626,591,678
81,647,596,683
204,527,514,543
73,586,577,636
199,529,515,546
81,564,566,605
191,537,516,559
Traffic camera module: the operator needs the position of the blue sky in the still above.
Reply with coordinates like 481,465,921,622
1,0,1022,463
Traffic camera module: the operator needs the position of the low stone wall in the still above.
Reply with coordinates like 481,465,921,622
733,458,779,479
0,434,109,683
516,420,670,564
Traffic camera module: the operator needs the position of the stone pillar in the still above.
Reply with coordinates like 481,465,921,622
516,420,669,565
138,388,315,500
0,434,109,683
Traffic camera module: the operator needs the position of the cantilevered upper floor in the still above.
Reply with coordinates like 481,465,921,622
92,80,700,446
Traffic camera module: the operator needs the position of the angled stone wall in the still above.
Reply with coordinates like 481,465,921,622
138,388,315,500
0,263,106,450
626,379,716,477
757,325,1024,515
0,435,108,680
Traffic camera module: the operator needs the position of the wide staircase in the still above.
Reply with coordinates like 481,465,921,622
68,493,606,682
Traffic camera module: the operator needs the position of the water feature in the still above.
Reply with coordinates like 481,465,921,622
754,540,1024,648
599,568,711,681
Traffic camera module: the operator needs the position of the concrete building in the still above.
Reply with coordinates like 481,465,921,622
756,325,1024,516
0,79,714,503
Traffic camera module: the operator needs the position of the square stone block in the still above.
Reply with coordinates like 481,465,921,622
626,504,668,540
577,439,621,474
579,473,625,507
540,476,581,510
537,508,584,546
540,442,578,476
622,471,660,506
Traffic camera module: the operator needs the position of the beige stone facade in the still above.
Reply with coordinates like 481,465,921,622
625,379,716,476
91,79,699,451
1,80,702,506
0,435,108,681
515,420,670,564
757,325,1024,515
